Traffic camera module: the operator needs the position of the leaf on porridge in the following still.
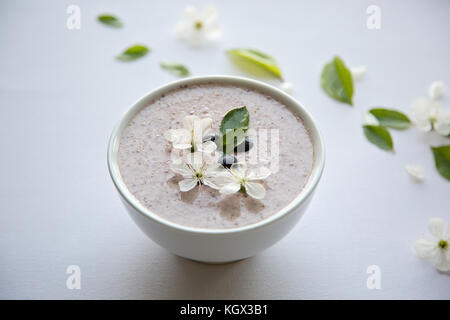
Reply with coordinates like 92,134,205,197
227,48,283,80
369,108,411,130
363,125,394,151
321,56,354,106
98,14,123,28
431,145,450,181
160,61,191,77
117,44,150,61
219,106,250,153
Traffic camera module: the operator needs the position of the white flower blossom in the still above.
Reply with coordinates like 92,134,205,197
170,152,223,192
405,164,425,182
415,218,450,272
164,115,216,152
280,82,293,94
175,5,221,47
428,81,445,101
216,163,271,200
351,66,366,81
410,98,450,136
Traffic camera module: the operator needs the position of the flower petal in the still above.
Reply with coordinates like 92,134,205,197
230,163,247,179
203,177,220,190
185,152,204,172
350,66,366,81
244,182,266,200
434,250,450,272
435,108,450,136
164,129,191,143
203,22,222,40
410,98,434,132
182,5,199,22
415,238,438,259
183,115,199,132
219,182,241,195
201,5,218,24
212,170,239,187
203,162,222,175
429,218,445,239
170,160,192,177
199,118,213,134
247,166,271,181
179,178,198,192
428,81,445,101
280,82,293,94
404,164,425,182
363,111,379,126
196,141,217,153
192,118,212,146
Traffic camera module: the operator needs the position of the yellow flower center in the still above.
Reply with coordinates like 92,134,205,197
194,21,203,29
438,240,448,249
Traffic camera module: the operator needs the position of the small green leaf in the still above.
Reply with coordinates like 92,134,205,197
369,108,411,130
227,48,283,79
97,15,123,28
160,61,190,77
321,56,354,105
117,44,150,61
219,107,250,153
363,125,394,151
220,106,250,135
431,145,450,181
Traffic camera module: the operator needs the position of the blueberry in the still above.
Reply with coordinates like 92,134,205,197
202,133,219,143
218,154,237,168
234,137,253,153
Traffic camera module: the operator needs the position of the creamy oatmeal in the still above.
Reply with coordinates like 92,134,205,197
118,83,314,229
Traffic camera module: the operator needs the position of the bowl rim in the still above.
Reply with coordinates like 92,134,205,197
107,75,325,235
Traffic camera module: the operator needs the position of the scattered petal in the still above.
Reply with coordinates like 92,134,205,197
350,66,366,81
428,81,445,101
405,164,425,182
434,108,450,136
280,82,293,94
363,111,379,126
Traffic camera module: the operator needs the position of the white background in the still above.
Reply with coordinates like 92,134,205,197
0,0,449,299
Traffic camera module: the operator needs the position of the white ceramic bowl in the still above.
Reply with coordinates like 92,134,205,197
107,75,325,263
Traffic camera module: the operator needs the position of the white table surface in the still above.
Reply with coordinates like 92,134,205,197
1,0,449,299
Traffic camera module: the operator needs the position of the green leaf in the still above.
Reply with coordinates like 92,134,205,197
431,145,450,181
227,48,283,79
321,56,354,105
363,125,394,151
97,15,123,28
219,107,250,153
369,108,411,130
117,44,150,61
160,61,190,77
